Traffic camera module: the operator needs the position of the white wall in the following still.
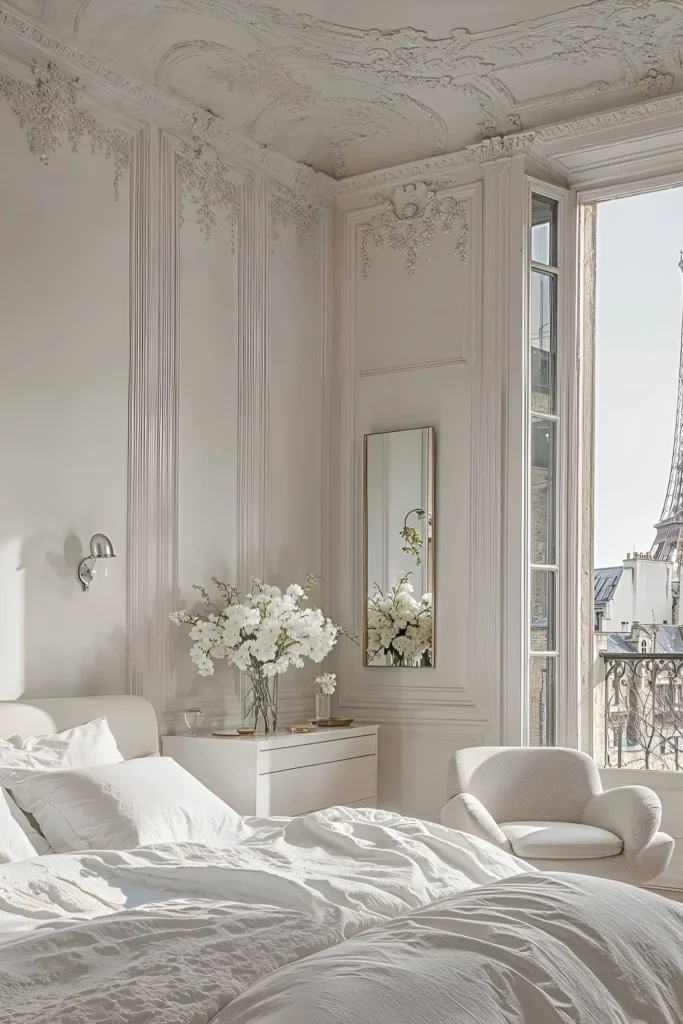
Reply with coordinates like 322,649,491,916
0,88,329,726
0,102,129,698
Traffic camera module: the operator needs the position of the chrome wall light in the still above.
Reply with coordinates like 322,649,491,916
78,533,116,591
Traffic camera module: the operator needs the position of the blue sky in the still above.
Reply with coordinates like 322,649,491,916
594,187,683,568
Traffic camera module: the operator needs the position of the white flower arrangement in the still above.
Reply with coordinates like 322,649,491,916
171,574,348,679
367,572,432,666
315,672,337,696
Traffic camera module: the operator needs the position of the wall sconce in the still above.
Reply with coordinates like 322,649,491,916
78,533,116,592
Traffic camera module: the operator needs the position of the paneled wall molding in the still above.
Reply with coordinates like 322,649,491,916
127,127,179,718
334,182,489,719
237,172,270,591
359,180,469,277
359,356,467,378
0,7,332,202
349,719,489,740
0,59,131,196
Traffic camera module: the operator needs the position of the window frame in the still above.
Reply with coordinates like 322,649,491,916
505,175,580,748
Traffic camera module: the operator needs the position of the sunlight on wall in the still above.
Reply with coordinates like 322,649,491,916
0,539,25,699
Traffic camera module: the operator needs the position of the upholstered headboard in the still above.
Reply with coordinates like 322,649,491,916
0,695,159,760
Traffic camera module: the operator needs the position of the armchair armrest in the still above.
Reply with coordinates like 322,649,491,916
582,785,661,856
441,793,512,851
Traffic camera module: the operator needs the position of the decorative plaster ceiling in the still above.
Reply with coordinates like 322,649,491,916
4,0,683,177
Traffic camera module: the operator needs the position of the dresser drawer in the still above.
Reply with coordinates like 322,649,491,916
257,755,376,816
258,733,376,774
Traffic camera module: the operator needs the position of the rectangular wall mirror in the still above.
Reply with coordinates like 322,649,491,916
364,426,435,667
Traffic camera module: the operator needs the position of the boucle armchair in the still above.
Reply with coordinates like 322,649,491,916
441,746,674,885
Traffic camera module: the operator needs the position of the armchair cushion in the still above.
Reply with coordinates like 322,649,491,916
582,785,661,856
500,821,623,860
441,793,512,851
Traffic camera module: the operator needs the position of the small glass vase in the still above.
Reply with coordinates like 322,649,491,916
241,668,278,734
184,708,204,735
315,692,331,721
388,649,414,668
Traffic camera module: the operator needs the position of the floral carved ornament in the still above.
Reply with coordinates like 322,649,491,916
0,61,130,197
0,61,242,241
360,181,468,277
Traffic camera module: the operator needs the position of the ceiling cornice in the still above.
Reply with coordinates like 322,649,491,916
0,2,336,202
4,2,683,201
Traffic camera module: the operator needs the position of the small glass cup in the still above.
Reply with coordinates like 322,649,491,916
184,708,204,735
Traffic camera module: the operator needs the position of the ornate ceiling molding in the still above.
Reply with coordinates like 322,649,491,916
359,181,468,277
536,91,683,141
159,0,683,165
155,37,448,177
466,130,539,163
0,60,130,196
334,130,541,197
176,135,240,242
5,1,683,196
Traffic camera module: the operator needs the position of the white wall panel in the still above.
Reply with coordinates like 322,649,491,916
0,103,129,698
265,212,327,722
175,206,239,714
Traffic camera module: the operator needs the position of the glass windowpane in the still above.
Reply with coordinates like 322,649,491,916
529,657,556,746
531,418,556,565
531,195,557,266
530,270,556,414
531,569,556,652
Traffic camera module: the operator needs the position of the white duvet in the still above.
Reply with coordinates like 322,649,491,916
0,807,529,1024
222,872,683,1024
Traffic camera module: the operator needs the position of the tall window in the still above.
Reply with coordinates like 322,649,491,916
529,194,559,746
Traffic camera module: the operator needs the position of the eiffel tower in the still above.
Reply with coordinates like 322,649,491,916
652,252,683,565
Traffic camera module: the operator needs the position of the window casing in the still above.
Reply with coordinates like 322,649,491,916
528,193,560,746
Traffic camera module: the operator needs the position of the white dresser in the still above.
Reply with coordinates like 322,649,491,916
161,725,379,817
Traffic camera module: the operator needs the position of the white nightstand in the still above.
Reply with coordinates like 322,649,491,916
161,725,379,817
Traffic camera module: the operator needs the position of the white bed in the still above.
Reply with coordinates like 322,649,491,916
0,696,681,1024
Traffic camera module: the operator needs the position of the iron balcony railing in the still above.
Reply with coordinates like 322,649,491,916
600,653,683,770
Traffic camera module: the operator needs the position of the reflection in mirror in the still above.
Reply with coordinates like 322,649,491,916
364,427,434,667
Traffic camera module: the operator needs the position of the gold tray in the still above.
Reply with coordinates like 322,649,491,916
287,725,315,733
311,717,354,728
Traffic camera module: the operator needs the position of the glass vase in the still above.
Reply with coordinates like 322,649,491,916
315,692,331,721
241,668,278,734
389,649,414,668
184,708,204,735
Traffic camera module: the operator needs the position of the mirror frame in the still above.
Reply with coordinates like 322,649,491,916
362,426,436,668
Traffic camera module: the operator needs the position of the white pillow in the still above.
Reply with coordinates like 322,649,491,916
0,787,38,863
10,757,246,853
3,788,52,855
0,717,123,786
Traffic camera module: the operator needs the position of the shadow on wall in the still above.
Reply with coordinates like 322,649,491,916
0,532,125,700
43,532,83,584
